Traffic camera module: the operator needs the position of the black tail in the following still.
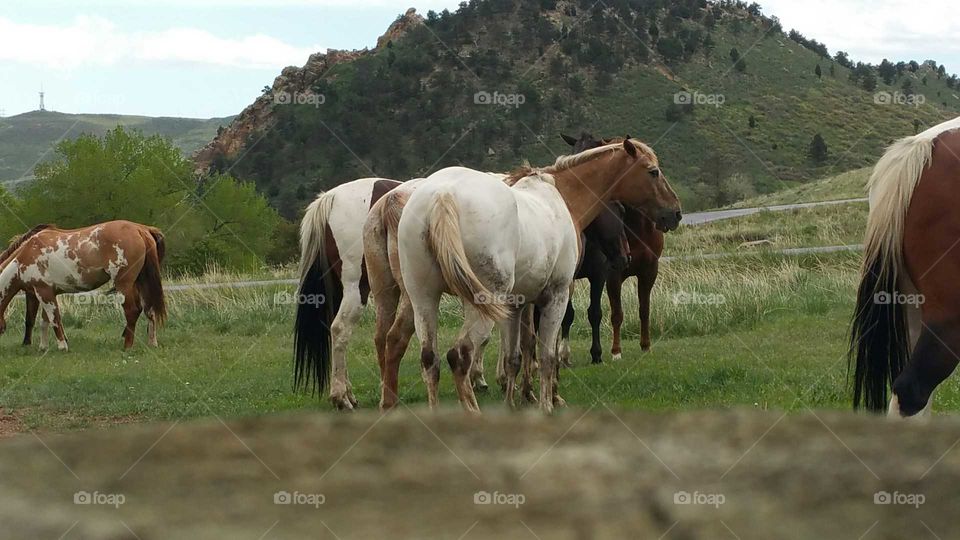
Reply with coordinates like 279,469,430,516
849,256,910,411
293,252,342,394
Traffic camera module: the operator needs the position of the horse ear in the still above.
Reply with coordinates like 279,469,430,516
625,134,632,140
622,139,638,158
560,133,577,147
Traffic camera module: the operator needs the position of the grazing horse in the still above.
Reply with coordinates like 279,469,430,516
397,139,681,413
293,177,402,409
0,221,166,350
851,116,960,419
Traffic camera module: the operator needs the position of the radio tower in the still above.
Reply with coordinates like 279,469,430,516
39,84,46,111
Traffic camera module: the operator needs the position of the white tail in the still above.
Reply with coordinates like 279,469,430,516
428,192,511,321
299,192,335,284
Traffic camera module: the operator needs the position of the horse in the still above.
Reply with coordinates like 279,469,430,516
363,176,501,410
850,116,960,419
1,224,52,347
0,220,166,350
396,138,682,413
293,177,403,410
559,132,666,360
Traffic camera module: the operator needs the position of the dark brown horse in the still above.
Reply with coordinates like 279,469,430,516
850,117,960,418
558,133,668,362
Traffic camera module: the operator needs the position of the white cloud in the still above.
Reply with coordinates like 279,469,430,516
0,16,324,70
760,0,960,70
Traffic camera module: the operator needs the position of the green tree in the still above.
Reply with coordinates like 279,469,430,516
16,127,283,273
808,133,829,164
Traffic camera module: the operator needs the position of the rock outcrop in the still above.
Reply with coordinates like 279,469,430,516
193,8,424,175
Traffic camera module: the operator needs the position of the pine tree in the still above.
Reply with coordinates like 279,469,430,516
808,134,829,164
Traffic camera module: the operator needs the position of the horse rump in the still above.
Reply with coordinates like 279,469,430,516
293,192,343,394
136,227,167,327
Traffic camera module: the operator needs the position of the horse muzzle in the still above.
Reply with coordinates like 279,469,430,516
655,210,682,232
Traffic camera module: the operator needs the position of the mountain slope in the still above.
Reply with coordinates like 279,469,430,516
0,111,233,183
194,0,960,217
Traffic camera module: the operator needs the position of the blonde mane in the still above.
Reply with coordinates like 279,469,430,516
504,139,656,187
863,116,960,286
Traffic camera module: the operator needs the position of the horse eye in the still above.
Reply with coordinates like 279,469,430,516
649,168,660,177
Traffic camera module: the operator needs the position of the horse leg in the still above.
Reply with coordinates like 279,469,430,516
607,269,625,361
499,312,523,408
519,304,538,404
637,260,659,352
558,297,574,367
413,296,443,409
35,288,68,351
380,293,415,410
587,274,605,364
470,333,490,393
537,292,569,414
118,285,142,350
23,292,39,346
447,305,494,414
496,329,508,393
329,284,363,410
373,285,400,386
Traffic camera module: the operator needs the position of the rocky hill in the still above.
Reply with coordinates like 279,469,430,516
194,0,960,217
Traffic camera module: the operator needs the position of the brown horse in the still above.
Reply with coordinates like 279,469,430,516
0,220,166,350
850,116,960,418
558,133,665,362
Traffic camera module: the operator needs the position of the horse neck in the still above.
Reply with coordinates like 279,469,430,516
0,260,21,318
550,155,622,232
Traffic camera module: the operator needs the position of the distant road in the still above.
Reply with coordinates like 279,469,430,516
683,198,869,225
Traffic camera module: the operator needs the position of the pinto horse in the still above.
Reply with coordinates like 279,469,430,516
293,177,404,409
396,139,681,413
0,220,166,350
850,116,960,419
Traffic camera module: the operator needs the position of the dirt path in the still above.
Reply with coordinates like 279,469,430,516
0,408,956,539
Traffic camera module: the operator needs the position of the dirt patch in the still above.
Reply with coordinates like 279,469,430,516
0,408,956,539
0,408,24,438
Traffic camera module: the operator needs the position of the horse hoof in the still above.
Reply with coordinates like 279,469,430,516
553,395,567,408
331,395,355,411
474,381,489,393
611,353,622,361
591,358,603,365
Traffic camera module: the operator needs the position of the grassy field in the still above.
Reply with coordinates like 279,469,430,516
5,193,951,434
730,168,871,208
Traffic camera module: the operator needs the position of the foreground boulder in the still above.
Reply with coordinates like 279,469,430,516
0,408,954,539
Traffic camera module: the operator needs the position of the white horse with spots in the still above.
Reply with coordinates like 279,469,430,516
293,177,409,409
397,139,682,413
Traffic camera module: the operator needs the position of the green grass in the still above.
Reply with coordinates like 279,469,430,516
8,249,958,433
730,168,871,208
667,201,867,256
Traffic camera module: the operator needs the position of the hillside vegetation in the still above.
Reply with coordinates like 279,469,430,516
200,0,960,217
0,111,232,183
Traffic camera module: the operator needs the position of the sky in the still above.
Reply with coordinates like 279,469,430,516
1,0,958,119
